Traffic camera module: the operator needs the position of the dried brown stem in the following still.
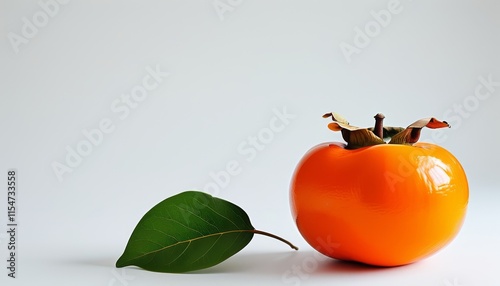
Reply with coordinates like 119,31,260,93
374,113,385,139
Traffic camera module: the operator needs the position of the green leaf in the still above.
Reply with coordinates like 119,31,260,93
116,191,255,273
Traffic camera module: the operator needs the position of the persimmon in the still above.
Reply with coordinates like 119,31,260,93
290,113,468,266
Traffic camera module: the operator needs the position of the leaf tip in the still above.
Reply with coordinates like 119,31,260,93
115,255,131,268
115,262,124,268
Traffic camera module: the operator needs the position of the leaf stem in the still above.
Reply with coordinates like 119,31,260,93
250,229,299,250
374,113,385,139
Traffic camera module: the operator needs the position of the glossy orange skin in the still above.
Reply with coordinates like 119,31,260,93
290,142,468,266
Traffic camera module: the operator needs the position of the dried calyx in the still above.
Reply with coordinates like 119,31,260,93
322,112,450,149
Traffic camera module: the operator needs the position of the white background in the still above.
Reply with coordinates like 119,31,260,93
1,0,499,285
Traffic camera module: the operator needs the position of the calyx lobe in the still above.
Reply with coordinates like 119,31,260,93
323,112,450,149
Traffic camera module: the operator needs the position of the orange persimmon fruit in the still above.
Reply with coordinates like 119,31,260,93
290,113,469,266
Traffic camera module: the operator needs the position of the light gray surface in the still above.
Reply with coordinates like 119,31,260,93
1,1,499,285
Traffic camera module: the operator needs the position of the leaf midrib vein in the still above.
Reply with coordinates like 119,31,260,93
127,229,254,263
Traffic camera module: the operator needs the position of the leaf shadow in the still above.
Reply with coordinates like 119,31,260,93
67,250,404,276
191,250,296,275
62,255,117,268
